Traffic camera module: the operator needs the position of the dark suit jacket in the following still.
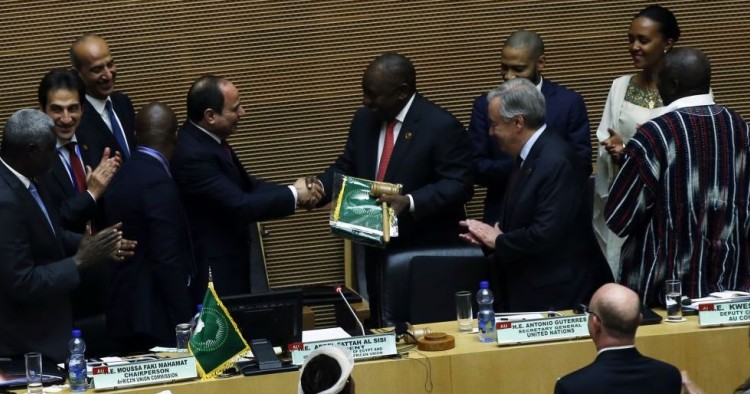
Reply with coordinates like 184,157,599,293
319,93,474,249
37,154,97,233
554,347,682,394
77,92,136,167
103,151,194,346
493,131,603,311
0,162,81,363
469,78,591,225
171,121,296,296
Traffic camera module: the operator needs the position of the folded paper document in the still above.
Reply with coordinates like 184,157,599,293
330,174,399,246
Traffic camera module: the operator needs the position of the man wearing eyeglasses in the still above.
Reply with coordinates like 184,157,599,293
554,283,681,393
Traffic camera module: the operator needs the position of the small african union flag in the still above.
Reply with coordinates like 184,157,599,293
188,280,249,379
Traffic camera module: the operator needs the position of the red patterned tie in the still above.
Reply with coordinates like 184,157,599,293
66,143,87,193
376,120,397,182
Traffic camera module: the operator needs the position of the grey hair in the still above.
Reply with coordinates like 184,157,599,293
1,109,55,156
504,30,545,60
487,78,546,129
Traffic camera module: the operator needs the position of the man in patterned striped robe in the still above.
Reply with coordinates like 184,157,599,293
605,47,750,306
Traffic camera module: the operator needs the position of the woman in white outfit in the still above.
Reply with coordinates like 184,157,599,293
593,5,680,279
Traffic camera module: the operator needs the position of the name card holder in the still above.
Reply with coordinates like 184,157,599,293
698,300,750,327
289,333,397,365
496,315,590,345
92,356,197,390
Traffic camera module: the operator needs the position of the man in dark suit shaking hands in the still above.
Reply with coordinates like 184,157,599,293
318,52,474,326
70,34,136,166
554,283,681,394
172,76,322,297
460,78,608,312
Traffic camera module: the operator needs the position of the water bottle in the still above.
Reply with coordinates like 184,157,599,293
189,304,203,336
68,329,87,392
476,281,496,343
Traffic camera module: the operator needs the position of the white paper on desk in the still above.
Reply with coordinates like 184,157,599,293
710,290,750,298
149,346,188,353
496,313,545,321
303,327,351,342
686,294,750,311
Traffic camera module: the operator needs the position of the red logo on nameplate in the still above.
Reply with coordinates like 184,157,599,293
496,321,512,330
698,303,715,311
92,366,109,375
288,342,304,351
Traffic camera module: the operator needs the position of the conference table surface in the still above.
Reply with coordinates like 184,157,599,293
26,311,750,393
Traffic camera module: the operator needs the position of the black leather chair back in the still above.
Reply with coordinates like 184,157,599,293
380,246,489,326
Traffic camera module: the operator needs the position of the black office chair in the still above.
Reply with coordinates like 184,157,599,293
380,246,490,326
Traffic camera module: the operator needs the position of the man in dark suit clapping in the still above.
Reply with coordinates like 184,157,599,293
0,109,132,362
468,30,591,226
460,78,607,312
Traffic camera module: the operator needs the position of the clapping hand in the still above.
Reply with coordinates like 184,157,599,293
459,219,502,249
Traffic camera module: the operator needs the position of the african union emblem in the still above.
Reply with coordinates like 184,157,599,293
188,281,249,379
191,307,231,351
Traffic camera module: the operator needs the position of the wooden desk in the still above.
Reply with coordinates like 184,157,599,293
37,313,750,393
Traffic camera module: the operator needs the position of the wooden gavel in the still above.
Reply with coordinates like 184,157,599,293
369,182,402,243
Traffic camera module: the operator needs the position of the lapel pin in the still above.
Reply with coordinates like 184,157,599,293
82,144,88,151
404,131,413,140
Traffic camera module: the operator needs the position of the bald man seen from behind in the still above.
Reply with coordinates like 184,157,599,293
103,102,195,354
555,283,681,393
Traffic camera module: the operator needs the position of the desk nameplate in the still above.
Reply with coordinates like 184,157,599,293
288,333,397,365
496,315,590,345
91,356,197,390
698,300,750,327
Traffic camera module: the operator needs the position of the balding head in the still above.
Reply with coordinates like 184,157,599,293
367,52,417,91
657,47,711,105
504,30,545,61
70,34,117,99
134,102,178,158
588,284,642,348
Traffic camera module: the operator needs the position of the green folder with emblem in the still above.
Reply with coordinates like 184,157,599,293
329,174,400,247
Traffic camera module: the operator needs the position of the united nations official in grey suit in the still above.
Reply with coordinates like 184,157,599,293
0,109,131,362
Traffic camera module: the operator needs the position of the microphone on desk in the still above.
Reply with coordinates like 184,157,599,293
394,322,431,343
336,286,366,336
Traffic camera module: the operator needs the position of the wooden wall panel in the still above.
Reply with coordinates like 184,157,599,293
1,1,748,326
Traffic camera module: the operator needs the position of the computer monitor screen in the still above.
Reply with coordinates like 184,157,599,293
221,289,303,350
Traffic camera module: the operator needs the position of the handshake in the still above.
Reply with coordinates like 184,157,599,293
293,176,325,210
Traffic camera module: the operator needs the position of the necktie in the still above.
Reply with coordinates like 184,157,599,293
28,182,55,234
376,120,397,182
105,100,130,159
65,142,87,193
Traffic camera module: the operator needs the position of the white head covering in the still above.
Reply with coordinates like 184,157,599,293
297,345,355,394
